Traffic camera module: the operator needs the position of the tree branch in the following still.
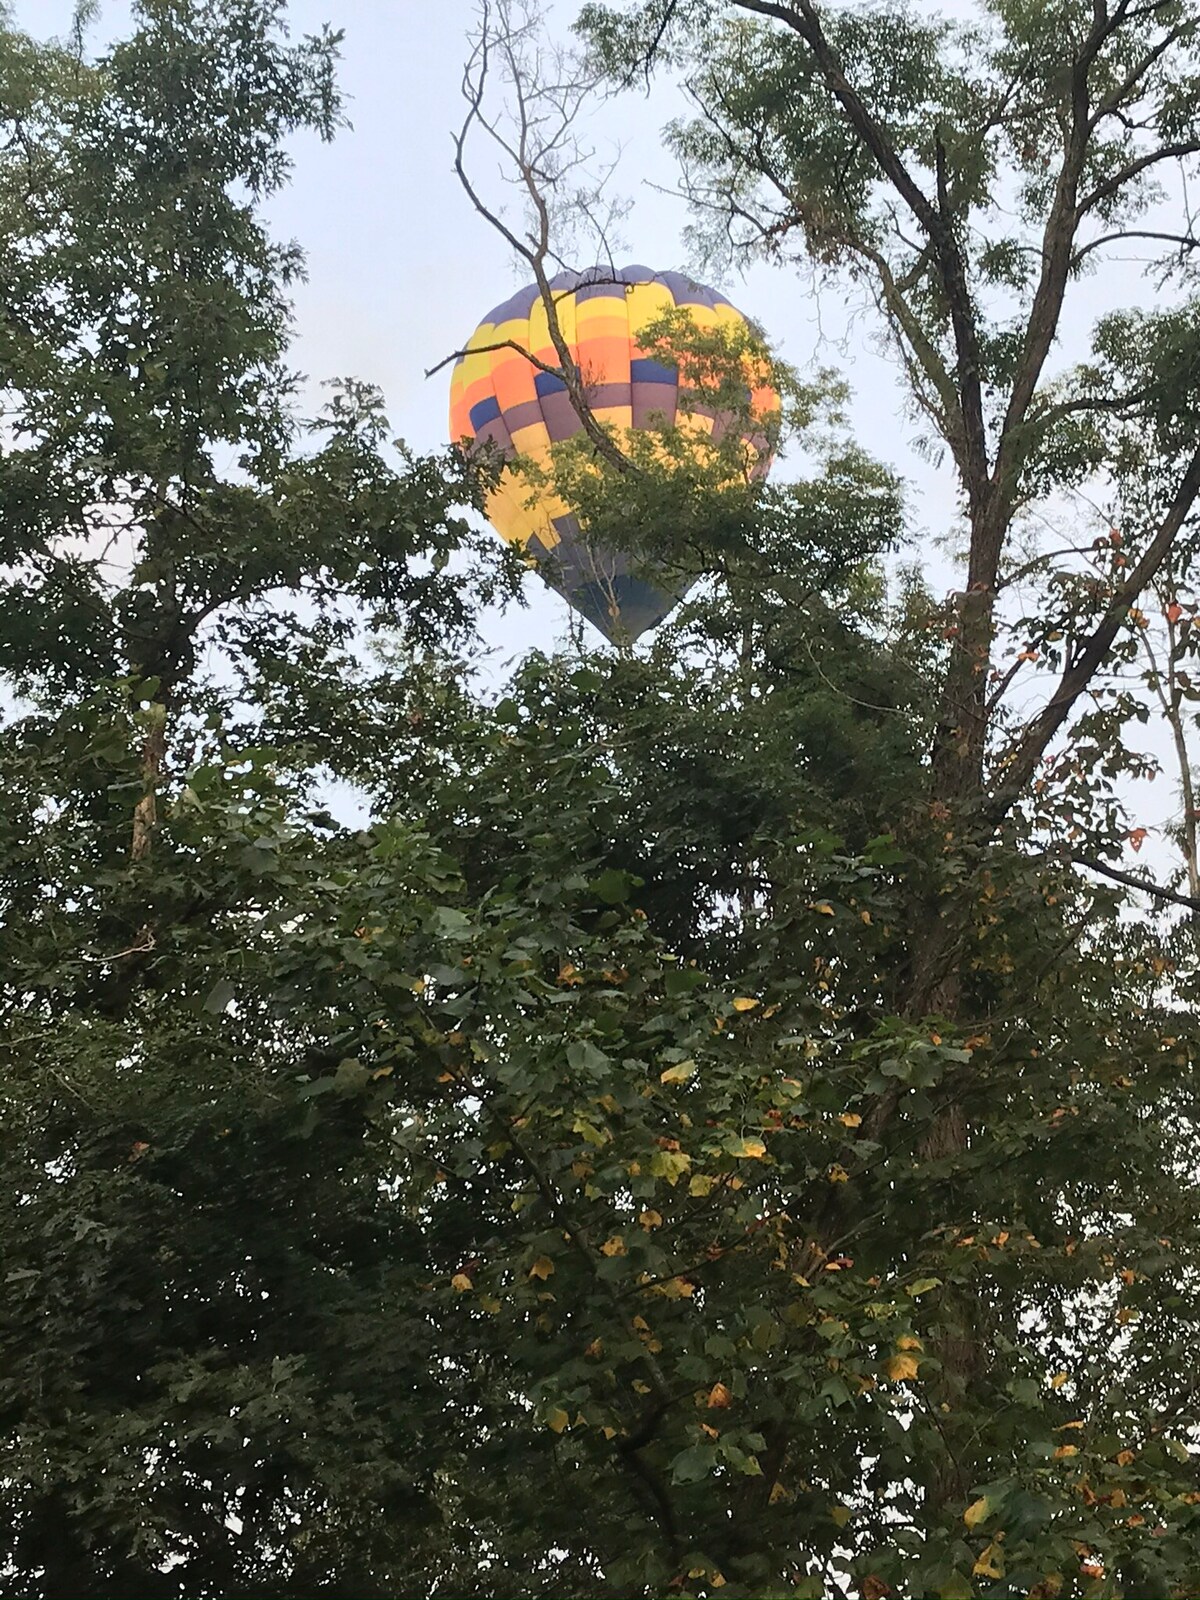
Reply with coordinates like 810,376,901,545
990,0,1118,511
992,440,1200,813
1078,140,1200,216
452,1,631,473
730,0,991,509
1089,20,1194,131
1068,852,1200,911
1072,227,1200,269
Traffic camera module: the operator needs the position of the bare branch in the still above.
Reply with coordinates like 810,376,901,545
451,0,631,472
992,441,1200,812
427,337,566,384
1071,226,1200,268
1078,140,1200,216
1068,852,1200,911
844,235,960,442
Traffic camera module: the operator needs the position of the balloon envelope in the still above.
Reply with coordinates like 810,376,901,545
449,264,777,641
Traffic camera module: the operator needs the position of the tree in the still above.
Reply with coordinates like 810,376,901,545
4,2,1200,1598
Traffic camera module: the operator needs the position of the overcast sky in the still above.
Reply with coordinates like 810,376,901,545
16,0,1186,858
22,0,979,658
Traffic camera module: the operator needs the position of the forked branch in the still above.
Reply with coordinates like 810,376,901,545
450,0,631,472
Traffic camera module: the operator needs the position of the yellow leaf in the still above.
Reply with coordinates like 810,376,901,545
896,1334,923,1351
545,1407,570,1434
1109,1488,1127,1508
631,1315,651,1333
828,1163,849,1183
1050,1371,1068,1389
769,1481,792,1504
964,1495,991,1530
660,1060,697,1084
1053,1444,1079,1458
830,1504,852,1528
649,1148,692,1185
655,1276,694,1298
732,1137,767,1159
1056,1420,1085,1431
710,1575,726,1589
707,1382,731,1409
479,1295,501,1314
689,1173,718,1197
732,996,759,1012
639,1209,663,1230
838,1113,862,1128
885,1353,920,1382
584,1338,603,1359
528,1256,555,1280
860,909,872,925
450,1273,473,1293
907,1277,941,1297
1115,1448,1136,1466
600,1236,626,1257
973,1542,1004,1580
810,901,835,916
601,1425,617,1440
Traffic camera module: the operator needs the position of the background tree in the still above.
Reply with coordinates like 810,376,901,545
5,2,1200,1599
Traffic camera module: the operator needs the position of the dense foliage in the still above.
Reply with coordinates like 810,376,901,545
5,3,1200,1598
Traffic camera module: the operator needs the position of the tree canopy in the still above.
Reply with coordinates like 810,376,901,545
4,2,1200,1598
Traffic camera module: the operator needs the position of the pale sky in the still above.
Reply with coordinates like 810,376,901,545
21,0,974,659
15,0,1188,862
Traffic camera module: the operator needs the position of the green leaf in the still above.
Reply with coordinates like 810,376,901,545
203,978,236,1014
907,1277,942,1297
566,1039,610,1074
670,1445,717,1484
590,868,639,905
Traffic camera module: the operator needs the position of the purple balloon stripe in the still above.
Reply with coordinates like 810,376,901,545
480,280,543,329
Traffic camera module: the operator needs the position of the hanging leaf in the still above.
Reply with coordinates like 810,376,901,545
660,1060,697,1084
964,1496,991,1530
885,1353,920,1382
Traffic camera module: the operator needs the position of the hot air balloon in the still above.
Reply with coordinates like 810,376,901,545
449,264,778,642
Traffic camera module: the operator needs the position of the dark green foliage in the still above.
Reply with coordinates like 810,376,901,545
5,3,1200,1599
